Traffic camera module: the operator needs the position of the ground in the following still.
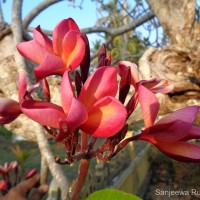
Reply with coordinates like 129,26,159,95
143,150,200,200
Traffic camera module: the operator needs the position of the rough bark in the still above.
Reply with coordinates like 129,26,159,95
147,0,197,47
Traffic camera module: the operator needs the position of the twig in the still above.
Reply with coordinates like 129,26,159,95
0,1,4,23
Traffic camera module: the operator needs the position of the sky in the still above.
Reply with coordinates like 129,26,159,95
1,0,163,47
1,0,100,44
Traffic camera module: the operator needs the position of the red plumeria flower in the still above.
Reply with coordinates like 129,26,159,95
136,106,200,163
17,18,86,82
0,72,29,124
20,66,127,141
0,180,7,191
0,71,41,124
0,161,18,176
118,61,174,128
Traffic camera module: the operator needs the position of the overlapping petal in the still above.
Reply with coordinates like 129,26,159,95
17,40,47,64
155,141,200,163
140,120,192,143
61,70,75,114
138,84,159,128
118,61,139,87
62,31,85,70
53,18,80,56
17,71,28,101
33,26,53,53
156,106,200,125
34,53,65,82
79,66,118,110
80,96,127,138
56,97,88,141
141,78,174,94
20,100,66,128
0,98,21,124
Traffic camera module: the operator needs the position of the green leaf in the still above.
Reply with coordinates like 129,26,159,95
86,189,142,200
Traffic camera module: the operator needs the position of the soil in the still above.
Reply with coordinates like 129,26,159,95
143,150,200,200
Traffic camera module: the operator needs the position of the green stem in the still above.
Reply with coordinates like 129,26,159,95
70,159,90,200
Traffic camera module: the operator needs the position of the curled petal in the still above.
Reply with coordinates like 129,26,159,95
33,26,53,53
81,96,127,138
141,78,174,93
140,120,192,143
0,98,21,124
17,40,47,64
56,98,88,141
155,141,200,163
17,71,28,101
62,31,85,70
61,70,75,114
53,18,80,56
34,53,65,82
79,66,118,110
138,84,159,128
20,100,66,128
118,61,139,87
156,106,200,125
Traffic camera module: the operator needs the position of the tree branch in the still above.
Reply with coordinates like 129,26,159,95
23,0,63,29
11,0,26,71
36,126,69,200
27,10,154,36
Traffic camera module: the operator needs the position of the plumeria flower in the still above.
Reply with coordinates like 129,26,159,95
136,106,200,163
17,18,86,82
20,66,127,141
0,71,42,124
0,161,18,176
0,72,29,124
118,61,174,128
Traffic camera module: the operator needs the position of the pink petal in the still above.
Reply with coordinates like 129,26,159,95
56,97,88,141
138,84,159,128
33,26,53,53
0,98,21,124
118,61,139,87
79,66,118,110
17,71,28,101
53,18,80,56
80,96,127,138
61,70,75,114
17,40,47,64
140,120,192,143
34,53,65,82
62,31,85,70
181,125,200,140
156,106,200,125
141,78,174,93
20,100,66,128
25,168,37,179
155,141,200,163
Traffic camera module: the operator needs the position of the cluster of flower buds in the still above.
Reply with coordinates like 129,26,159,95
0,18,200,164
0,161,37,195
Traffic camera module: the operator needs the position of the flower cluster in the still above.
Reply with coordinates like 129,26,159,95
0,18,200,164
0,161,37,195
